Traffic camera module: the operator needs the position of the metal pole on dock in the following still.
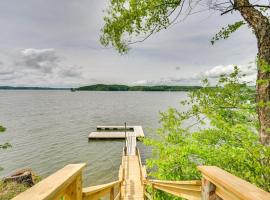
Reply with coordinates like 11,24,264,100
125,122,127,154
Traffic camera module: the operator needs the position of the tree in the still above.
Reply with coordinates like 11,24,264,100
144,67,270,196
101,0,270,146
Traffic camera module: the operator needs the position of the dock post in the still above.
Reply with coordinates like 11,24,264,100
125,122,127,155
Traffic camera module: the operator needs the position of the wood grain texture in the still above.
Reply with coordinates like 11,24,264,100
198,166,270,200
12,164,86,200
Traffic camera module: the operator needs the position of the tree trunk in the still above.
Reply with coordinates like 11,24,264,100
234,0,270,145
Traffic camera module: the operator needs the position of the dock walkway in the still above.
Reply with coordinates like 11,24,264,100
121,155,144,199
121,131,144,199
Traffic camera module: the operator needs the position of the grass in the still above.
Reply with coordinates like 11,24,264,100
0,181,28,200
0,172,41,200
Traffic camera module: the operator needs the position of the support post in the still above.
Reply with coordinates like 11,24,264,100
75,173,83,200
201,177,221,200
152,184,155,200
110,187,114,200
124,122,127,155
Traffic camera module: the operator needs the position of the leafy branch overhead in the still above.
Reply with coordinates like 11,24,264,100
101,0,269,53
102,0,270,146
211,21,245,45
101,0,182,53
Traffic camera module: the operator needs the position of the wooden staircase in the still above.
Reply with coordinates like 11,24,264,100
11,138,270,200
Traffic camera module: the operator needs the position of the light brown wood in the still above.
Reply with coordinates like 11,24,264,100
201,177,221,200
198,166,270,200
82,180,120,196
147,179,201,200
89,126,144,139
12,163,86,200
121,155,144,200
110,187,115,200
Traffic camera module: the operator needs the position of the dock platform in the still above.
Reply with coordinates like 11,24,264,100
88,125,144,140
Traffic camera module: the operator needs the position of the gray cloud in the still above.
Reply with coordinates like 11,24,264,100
202,64,255,78
134,63,257,86
0,48,84,87
0,0,258,87
60,67,82,78
19,48,59,73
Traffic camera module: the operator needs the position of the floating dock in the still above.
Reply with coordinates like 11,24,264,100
88,125,144,140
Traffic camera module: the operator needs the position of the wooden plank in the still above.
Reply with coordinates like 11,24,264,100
198,166,270,200
114,192,120,200
82,180,121,196
201,177,221,200
12,164,86,200
110,187,115,200
149,179,201,185
149,182,201,192
153,184,201,200
88,125,144,139
126,135,136,156
121,154,144,200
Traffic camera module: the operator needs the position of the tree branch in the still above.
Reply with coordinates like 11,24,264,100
221,4,270,15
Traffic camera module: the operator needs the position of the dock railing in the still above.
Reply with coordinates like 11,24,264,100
136,147,147,185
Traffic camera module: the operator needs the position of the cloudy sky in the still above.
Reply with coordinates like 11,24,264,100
0,0,257,87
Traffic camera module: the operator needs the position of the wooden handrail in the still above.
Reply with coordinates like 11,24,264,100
82,180,121,200
145,179,202,200
198,166,270,200
10,151,270,200
136,147,147,184
12,163,86,200
82,180,121,195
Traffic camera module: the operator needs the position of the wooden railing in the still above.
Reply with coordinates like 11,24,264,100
82,180,121,200
144,179,202,200
82,150,125,200
136,147,147,185
10,151,270,200
144,166,270,200
12,163,85,200
198,166,270,200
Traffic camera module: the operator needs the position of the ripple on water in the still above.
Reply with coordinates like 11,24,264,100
0,90,187,185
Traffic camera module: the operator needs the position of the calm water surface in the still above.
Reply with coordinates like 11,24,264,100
0,91,187,186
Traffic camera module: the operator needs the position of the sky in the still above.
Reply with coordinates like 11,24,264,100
0,0,258,87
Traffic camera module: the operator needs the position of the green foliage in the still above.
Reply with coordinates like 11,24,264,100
0,125,6,132
101,0,181,53
144,67,270,199
0,172,41,200
76,84,201,91
211,21,245,45
0,181,28,200
0,125,11,150
77,84,130,91
0,125,11,171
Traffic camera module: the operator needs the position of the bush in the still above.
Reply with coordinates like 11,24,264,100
144,67,270,199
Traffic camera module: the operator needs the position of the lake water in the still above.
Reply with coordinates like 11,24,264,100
0,91,187,186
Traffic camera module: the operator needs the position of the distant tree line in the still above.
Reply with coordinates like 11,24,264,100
75,84,202,91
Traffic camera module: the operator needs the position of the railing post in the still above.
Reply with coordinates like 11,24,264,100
201,177,221,200
152,184,155,200
75,173,83,200
110,186,114,200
